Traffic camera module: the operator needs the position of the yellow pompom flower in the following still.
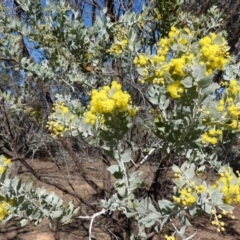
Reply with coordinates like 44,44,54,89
46,101,77,138
167,81,184,99
201,128,222,145
169,57,187,77
164,235,175,240
228,79,240,95
106,26,129,55
213,166,240,204
84,81,137,125
3,157,11,165
84,111,97,125
0,200,12,222
199,34,230,75
139,55,148,66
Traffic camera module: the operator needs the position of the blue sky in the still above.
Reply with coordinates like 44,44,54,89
2,0,146,92
27,0,146,62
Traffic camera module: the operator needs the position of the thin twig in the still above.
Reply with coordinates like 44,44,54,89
78,208,107,240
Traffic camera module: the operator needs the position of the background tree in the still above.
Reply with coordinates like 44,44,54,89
1,0,240,239
182,0,240,55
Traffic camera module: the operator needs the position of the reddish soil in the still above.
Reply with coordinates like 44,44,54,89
0,158,239,240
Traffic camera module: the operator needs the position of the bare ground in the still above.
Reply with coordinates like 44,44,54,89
0,158,239,240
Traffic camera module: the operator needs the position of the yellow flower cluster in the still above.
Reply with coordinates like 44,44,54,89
164,235,175,240
199,33,230,75
107,26,129,55
0,156,11,174
84,81,137,125
211,210,235,232
149,108,161,118
167,81,184,99
216,80,240,130
173,165,239,233
228,104,239,117
0,199,12,222
211,208,235,232
134,26,194,85
132,26,193,101
228,79,240,95
53,102,70,115
0,156,12,222
133,54,149,67
46,121,68,138
213,167,240,204
168,57,188,77
173,170,208,206
155,27,194,80
153,8,162,20
211,211,226,232
201,128,222,145
173,188,196,206
3,156,11,165
209,167,240,232
133,26,231,105
46,102,75,138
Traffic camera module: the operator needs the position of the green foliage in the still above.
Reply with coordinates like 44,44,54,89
0,156,79,226
2,0,240,239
